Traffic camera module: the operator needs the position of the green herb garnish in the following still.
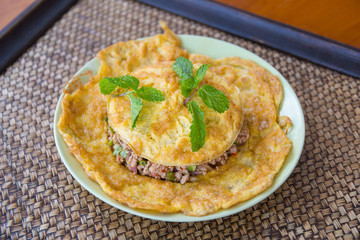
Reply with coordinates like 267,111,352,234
99,75,165,129
187,166,196,172
198,85,229,113
108,139,113,146
120,149,128,158
109,126,115,134
113,145,128,158
105,116,108,123
99,75,139,94
135,87,165,102
166,172,175,181
113,146,122,156
138,159,147,166
172,57,229,152
127,92,143,129
188,101,206,152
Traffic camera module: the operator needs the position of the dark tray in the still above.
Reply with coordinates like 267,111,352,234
0,0,78,74
138,0,360,78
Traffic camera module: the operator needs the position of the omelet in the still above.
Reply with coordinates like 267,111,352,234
58,22,292,216
108,61,243,166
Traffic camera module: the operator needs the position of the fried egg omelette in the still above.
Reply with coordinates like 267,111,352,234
58,22,292,216
108,61,244,166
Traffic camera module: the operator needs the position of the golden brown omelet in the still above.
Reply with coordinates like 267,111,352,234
58,22,292,216
108,61,243,166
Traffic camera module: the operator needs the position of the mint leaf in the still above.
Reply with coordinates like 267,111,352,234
99,78,118,95
172,57,193,77
173,57,195,98
126,92,143,129
179,75,195,98
104,75,139,90
136,87,165,102
118,75,139,90
181,75,195,89
188,101,206,152
194,64,210,85
180,85,193,98
198,85,229,113
172,64,182,77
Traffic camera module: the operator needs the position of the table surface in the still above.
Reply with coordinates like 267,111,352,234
2,0,360,50
0,0,359,239
216,0,360,49
0,0,35,30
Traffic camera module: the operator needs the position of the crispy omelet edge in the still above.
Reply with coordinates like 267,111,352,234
57,23,293,216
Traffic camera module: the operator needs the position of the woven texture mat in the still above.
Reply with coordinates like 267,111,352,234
1,0,359,239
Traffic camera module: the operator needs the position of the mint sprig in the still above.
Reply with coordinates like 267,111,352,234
173,57,196,97
99,75,165,129
172,57,229,152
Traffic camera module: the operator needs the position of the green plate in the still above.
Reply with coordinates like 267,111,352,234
54,35,305,222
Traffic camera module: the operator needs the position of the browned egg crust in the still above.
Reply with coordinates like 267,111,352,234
58,22,292,216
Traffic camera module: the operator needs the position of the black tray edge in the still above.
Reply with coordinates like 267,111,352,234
138,0,360,78
0,0,78,74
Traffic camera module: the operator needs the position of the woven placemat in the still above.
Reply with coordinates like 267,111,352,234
1,0,359,239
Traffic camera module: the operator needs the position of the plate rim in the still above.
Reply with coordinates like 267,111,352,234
54,34,305,222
